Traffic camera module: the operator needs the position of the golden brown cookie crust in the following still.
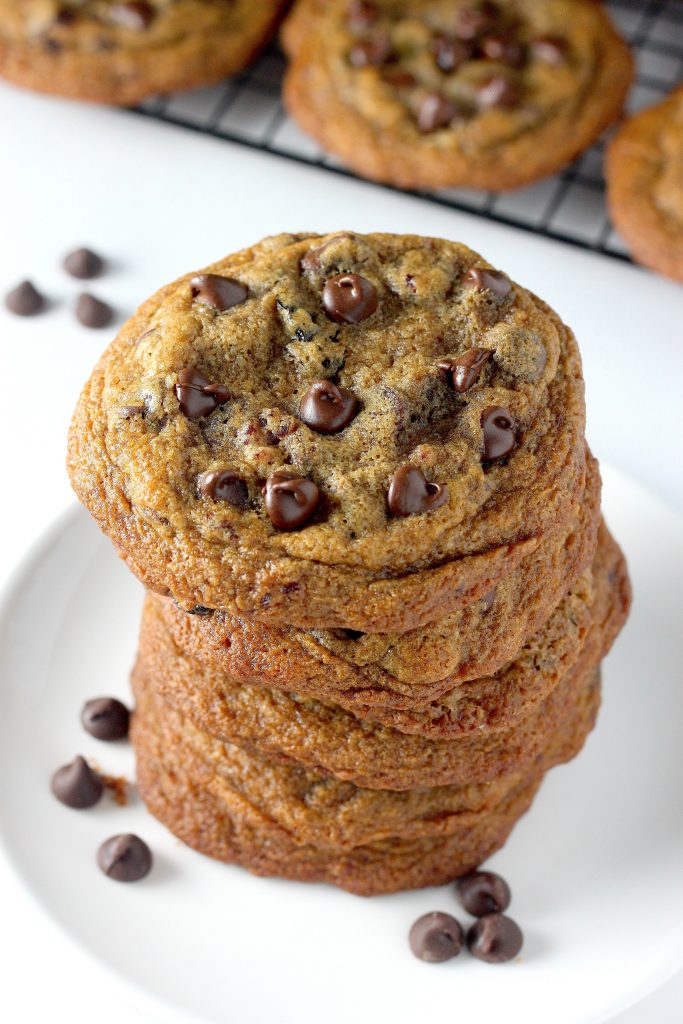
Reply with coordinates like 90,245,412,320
282,0,633,190
67,231,587,630
134,521,630,789
606,86,683,284
0,1,287,105
131,661,601,894
162,452,601,708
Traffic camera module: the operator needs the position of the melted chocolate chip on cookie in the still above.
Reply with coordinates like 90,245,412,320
199,469,249,507
322,274,378,324
190,274,248,311
387,466,447,518
438,348,493,393
300,380,359,434
175,368,230,420
264,472,320,530
417,93,458,132
482,406,517,462
464,266,512,297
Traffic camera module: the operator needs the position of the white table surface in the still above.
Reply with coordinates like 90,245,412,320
0,80,682,1024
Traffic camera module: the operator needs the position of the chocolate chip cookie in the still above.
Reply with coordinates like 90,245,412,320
134,522,630,789
606,85,683,285
160,452,601,711
131,657,601,894
68,231,588,631
0,1,287,105
282,0,633,190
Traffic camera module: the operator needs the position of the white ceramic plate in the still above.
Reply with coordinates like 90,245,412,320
0,465,682,1024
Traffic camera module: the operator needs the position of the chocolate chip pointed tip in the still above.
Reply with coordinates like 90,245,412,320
299,380,359,434
63,247,104,279
387,466,447,518
264,471,320,530
51,756,103,809
97,833,152,882
5,280,45,316
81,697,130,741
76,293,113,328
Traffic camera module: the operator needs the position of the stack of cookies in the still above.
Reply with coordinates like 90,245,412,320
68,231,630,895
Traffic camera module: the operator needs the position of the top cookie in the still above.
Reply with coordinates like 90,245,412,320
67,231,586,630
0,0,286,105
606,85,683,285
282,0,633,190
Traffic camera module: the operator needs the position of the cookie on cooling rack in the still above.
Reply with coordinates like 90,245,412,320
0,0,287,105
281,0,633,190
606,85,683,285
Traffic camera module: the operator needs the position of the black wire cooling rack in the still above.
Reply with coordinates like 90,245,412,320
133,0,683,262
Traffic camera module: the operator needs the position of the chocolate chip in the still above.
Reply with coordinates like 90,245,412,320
187,605,212,615
109,1,154,30
81,697,130,741
189,274,248,312
264,471,320,530
467,914,523,963
63,247,104,279
349,35,392,67
346,0,378,30
175,368,230,420
322,274,378,324
383,69,417,88
97,834,152,882
55,6,77,26
299,380,359,434
387,466,447,518
476,74,520,109
437,347,492,393
432,35,472,73
481,406,517,462
409,912,464,962
417,92,457,132
532,36,568,64
480,34,525,67
456,870,511,916
76,293,113,328
198,469,249,507
463,266,512,297
5,280,45,316
51,756,103,809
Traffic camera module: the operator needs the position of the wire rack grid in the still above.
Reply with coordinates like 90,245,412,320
134,0,683,262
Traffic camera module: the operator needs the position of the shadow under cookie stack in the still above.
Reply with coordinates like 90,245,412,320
68,231,630,896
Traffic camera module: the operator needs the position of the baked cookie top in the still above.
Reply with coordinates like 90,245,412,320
607,85,683,284
68,231,586,624
282,0,633,190
0,0,285,103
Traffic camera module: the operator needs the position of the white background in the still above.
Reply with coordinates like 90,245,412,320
0,81,682,1022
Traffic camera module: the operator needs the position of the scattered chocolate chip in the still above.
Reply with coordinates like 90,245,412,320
198,469,249,507
81,697,130,741
322,273,378,324
346,0,378,30
264,471,320,530
456,870,511,916
299,380,359,434
387,466,447,518
190,273,248,312
476,74,520,108
349,35,392,67
437,347,493,393
467,914,523,963
417,92,457,132
479,34,525,67
532,36,568,64
97,834,152,882
63,247,104,279
409,912,464,962
175,368,230,420
432,35,472,73
5,280,45,316
109,1,154,30
481,406,517,462
463,266,512,297
51,756,103,809
55,6,77,26
76,293,113,328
